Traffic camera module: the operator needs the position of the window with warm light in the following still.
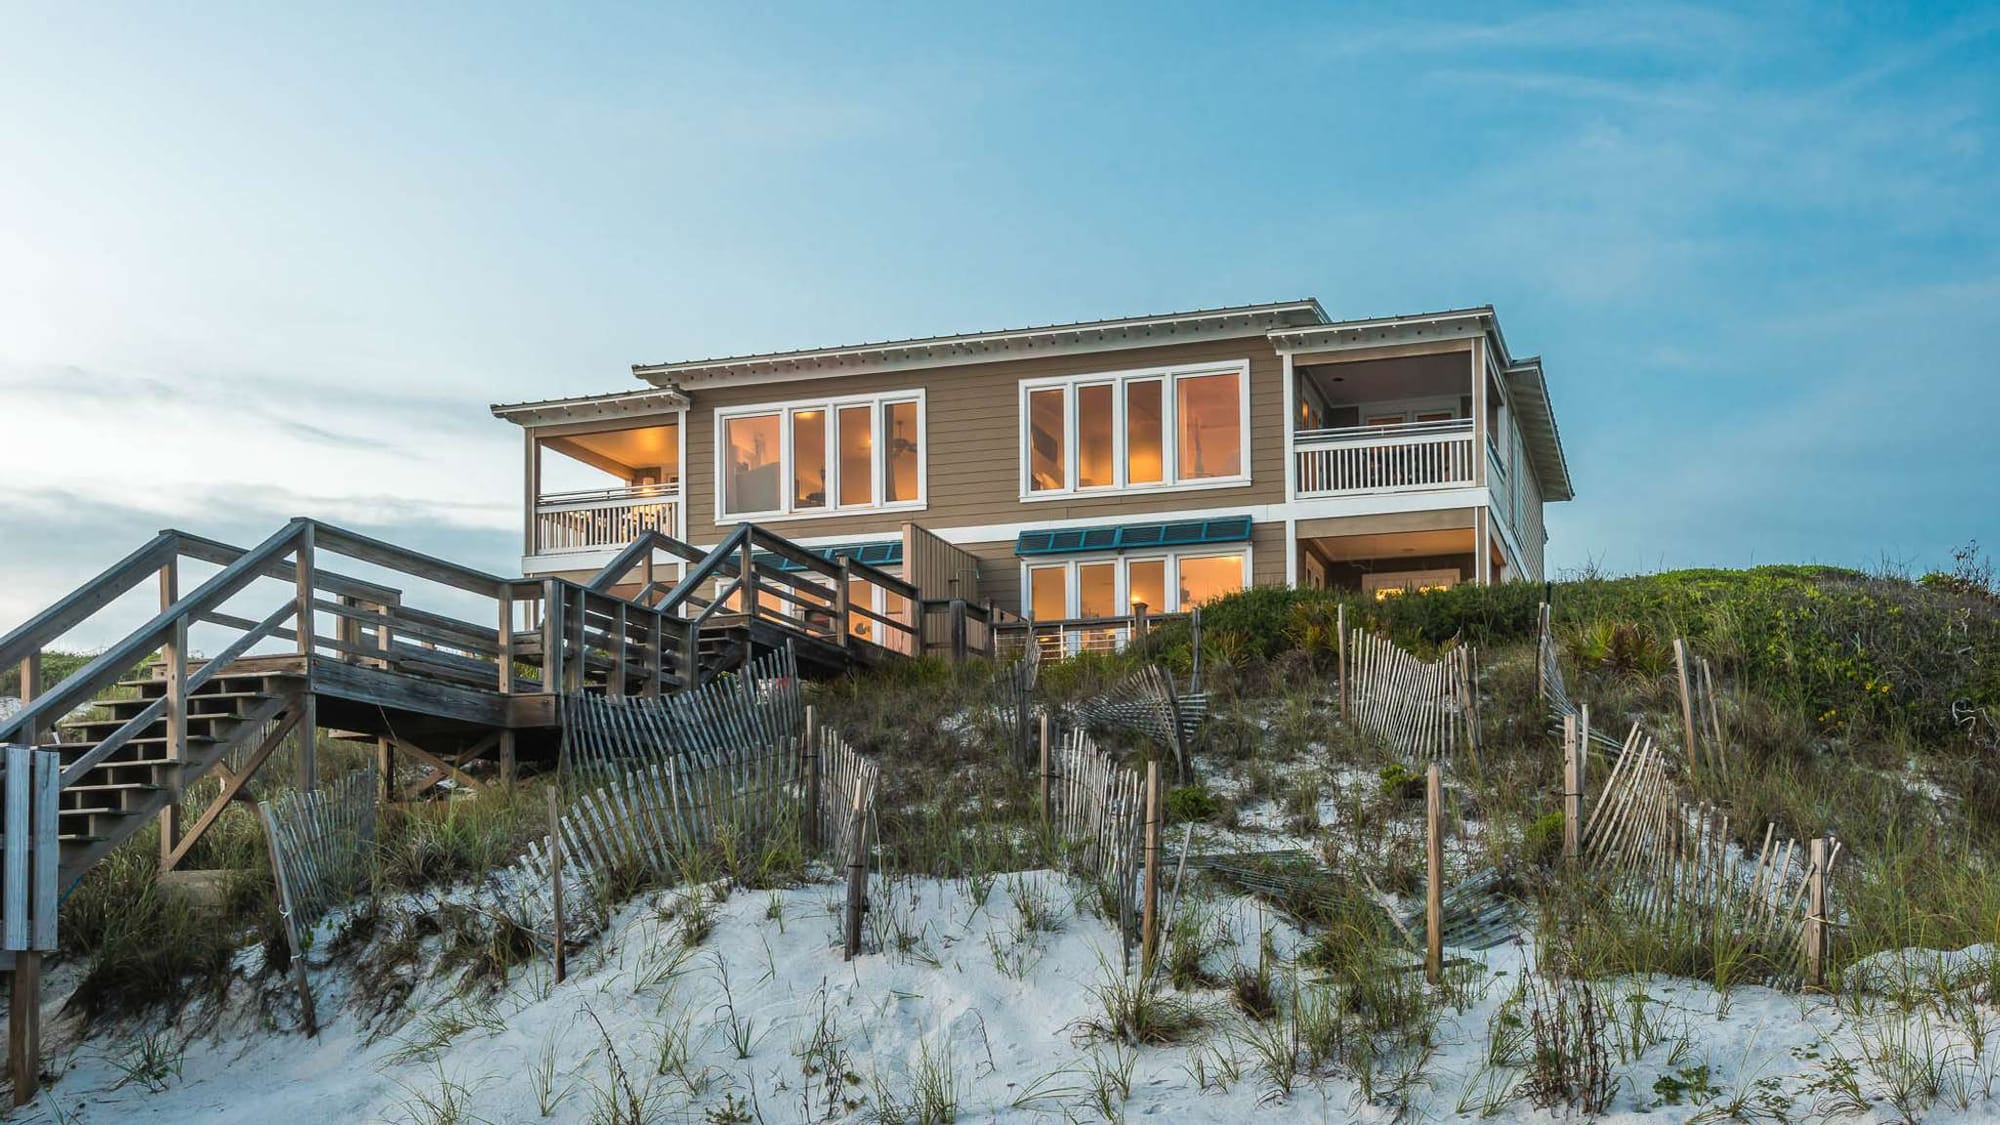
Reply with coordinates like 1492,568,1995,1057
1019,362,1248,497
715,392,924,519
1022,550,1245,619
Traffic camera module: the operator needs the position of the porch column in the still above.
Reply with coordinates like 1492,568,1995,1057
522,429,541,558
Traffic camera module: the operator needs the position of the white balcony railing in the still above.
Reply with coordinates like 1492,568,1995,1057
533,484,680,554
1294,418,1475,497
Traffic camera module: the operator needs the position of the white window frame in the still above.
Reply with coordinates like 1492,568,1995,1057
1017,360,1252,501
713,389,927,524
1019,546,1252,619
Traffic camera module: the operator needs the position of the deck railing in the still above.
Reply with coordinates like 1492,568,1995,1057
1293,418,1475,497
533,484,681,554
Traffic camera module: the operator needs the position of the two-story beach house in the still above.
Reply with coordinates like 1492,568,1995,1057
491,300,1570,651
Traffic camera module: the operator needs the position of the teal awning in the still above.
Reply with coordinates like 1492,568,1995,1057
1014,515,1252,557
755,540,903,573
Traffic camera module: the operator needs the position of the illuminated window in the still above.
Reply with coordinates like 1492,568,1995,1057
1077,383,1115,489
716,393,922,518
1028,388,1065,492
1020,550,1245,619
792,409,826,510
1127,558,1166,613
1176,554,1245,608
1021,363,1246,495
1175,371,1242,481
724,414,781,516
837,405,872,507
884,400,920,503
1029,565,1067,621
1126,380,1163,485
1077,562,1117,619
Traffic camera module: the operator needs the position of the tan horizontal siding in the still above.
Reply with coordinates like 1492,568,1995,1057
684,336,1288,543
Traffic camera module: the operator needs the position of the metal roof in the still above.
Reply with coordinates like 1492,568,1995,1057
632,299,1329,387
489,386,689,428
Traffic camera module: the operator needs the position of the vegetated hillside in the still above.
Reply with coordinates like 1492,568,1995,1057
22,559,2000,1123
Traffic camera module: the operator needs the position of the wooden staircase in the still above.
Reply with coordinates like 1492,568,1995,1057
46,670,299,886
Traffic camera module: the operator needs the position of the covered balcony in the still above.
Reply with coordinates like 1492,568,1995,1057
1291,349,1490,499
531,423,681,554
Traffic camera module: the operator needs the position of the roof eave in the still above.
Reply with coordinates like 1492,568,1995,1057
632,299,1329,389
489,387,690,429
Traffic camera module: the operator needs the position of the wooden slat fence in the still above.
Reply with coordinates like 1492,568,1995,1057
1047,729,1145,947
258,766,378,1034
560,644,802,779
519,705,880,956
1580,722,1835,986
1346,628,1479,764
1072,665,1207,779
0,747,60,953
993,646,1039,768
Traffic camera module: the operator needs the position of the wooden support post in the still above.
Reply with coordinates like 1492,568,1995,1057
1337,602,1349,724
548,787,566,984
1562,713,1582,865
1132,601,1149,642
296,693,317,793
8,951,39,1105
949,599,968,664
1141,760,1162,979
1673,638,1699,783
376,737,396,804
1805,836,1829,990
833,558,852,648
843,779,867,960
160,558,187,870
802,706,820,851
1425,763,1444,984
1038,712,1052,824
497,730,516,790
497,585,515,694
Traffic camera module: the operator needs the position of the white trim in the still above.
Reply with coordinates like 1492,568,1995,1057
1019,545,1252,619
1017,359,1252,500
712,388,928,525
1284,515,1297,588
1281,351,1297,502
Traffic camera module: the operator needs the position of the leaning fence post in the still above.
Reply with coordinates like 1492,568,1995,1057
1140,760,1162,979
1336,602,1349,724
1562,713,1582,865
1189,606,1203,694
843,779,868,960
803,705,820,851
1425,763,1444,984
1673,638,1700,783
1806,836,1829,989
1038,712,1052,825
548,787,567,985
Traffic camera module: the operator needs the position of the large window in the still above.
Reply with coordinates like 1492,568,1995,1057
717,392,925,520
1020,362,1248,497
1023,550,1246,619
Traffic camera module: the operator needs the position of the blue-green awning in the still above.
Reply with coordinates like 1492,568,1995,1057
1014,515,1253,558
755,540,903,573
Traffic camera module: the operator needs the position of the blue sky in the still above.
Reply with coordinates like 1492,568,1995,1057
2,2,1996,628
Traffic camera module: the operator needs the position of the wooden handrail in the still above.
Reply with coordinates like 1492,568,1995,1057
0,519,312,746
0,532,178,675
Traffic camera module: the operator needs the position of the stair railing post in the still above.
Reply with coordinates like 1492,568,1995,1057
14,653,38,746
540,579,562,694
834,558,853,647
738,535,760,624
294,526,317,792
160,556,187,869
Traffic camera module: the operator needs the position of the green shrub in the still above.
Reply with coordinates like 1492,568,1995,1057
1164,785,1219,824
1522,811,1566,869
1378,763,1424,801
